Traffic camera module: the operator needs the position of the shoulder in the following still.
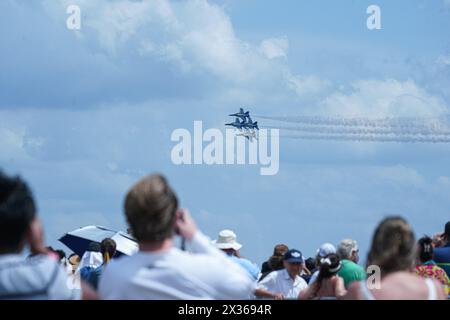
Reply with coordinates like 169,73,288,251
1,254,58,282
259,269,281,283
344,280,363,300
434,246,450,258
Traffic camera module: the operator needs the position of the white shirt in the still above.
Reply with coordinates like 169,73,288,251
257,269,308,299
0,254,80,300
98,232,256,300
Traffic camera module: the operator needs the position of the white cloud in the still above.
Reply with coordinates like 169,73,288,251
43,0,276,84
437,54,450,66
318,79,448,118
286,73,332,99
259,37,289,59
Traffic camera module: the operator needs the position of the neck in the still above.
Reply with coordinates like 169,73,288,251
139,238,173,253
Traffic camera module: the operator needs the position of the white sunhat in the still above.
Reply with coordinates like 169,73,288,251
212,229,242,251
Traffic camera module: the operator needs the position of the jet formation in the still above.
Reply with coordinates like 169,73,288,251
225,108,259,141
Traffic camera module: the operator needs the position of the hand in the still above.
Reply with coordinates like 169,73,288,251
175,209,197,241
27,218,47,255
273,293,284,300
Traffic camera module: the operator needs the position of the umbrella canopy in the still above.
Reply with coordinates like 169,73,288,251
59,225,139,257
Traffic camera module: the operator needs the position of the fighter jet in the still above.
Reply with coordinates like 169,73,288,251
236,130,257,142
225,117,247,130
245,116,259,130
229,108,250,121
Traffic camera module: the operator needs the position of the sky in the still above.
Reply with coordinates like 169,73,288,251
1,0,450,266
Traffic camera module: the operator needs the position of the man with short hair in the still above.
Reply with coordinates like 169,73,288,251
434,221,450,278
0,171,87,300
336,239,366,288
255,249,308,300
212,229,260,280
98,174,255,299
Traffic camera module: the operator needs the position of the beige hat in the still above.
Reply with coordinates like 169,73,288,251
212,229,242,251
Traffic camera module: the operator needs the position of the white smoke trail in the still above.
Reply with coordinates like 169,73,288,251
257,115,450,132
263,124,450,137
283,133,450,143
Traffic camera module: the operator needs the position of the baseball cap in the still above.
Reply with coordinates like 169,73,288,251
284,249,304,264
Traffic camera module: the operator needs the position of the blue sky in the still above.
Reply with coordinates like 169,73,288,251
1,0,450,265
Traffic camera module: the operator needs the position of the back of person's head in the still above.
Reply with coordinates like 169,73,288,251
305,257,316,272
367,216,416,274
268,255,285,271
318,253,341,280
124,174,178,242
312,253,341,297
337,239,358,260
417,236,434,264
273,244,289,256
100,238,116,264
0,171,36,253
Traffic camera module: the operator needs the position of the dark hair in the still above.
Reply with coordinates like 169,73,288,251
273,244,289,256
305,257,316,272
317,254,341,280
268,255,285,271
417,236,433,263
124,174,178,242
0,171,36,251
312,253,341,297
100,238,116,264
55,249,66,260
367,216,416,274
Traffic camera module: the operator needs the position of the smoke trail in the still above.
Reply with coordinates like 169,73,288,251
262,124,450,137
257,115,450,132
283,133,450,143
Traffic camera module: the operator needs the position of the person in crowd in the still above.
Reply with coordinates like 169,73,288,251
432,232,445,248
434,221,450,278
345,216,446,300
299,253,346,299
85,238,117,290
336,239,366,288
255,249,308,300
0,171,95,300
98,174,255,299
78,242,103,282
302,257,317,284
308,243,336,285
212,229,260,280
415,236,450,296
259,254,285,282
55,249,67,266
261,244,289,274
68,253,80,274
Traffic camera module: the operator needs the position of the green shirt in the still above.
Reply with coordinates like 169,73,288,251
337,259,366,288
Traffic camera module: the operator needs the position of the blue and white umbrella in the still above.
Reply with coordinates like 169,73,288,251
59,225,138,257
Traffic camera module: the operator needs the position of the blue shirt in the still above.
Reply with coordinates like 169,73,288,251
228,255,260,280
434,243,450,278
